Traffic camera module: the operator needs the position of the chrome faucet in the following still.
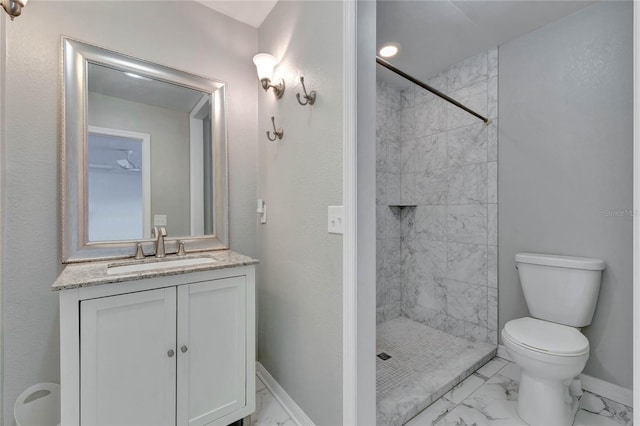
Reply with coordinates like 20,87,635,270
153,226,167,258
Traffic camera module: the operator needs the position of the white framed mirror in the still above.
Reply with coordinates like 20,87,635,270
61,37,229,263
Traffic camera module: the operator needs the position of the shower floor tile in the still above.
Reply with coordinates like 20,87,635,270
376,317,496,426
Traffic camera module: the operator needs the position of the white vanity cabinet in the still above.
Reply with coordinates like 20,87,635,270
58,263,256,426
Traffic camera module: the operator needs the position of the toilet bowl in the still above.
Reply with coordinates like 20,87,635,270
502,317,589,426
501,253,605,426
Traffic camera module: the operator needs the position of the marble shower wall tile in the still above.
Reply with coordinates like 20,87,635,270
377,239,401,295
488,203,498,246
488,287,498,332
488,119,498,162
448,51,488,92
447,242,488,286
377,205,401,240
447,123,488,167
377,304,401,324
387,139,401,175
488,76,498,119
402,276,447,325
400,105,415,142
401,172,415,205
417,134,448,172
415,99,448,138
376,172,388,205
488,161,498,203
402,135,447,175
403,205,447,242
447,204,488,245
377,47,499,344
463,321,489,342
488,47,498,78
447,80,488,130
414,169,448,205
445,279,488,327
400,86,414,109
488,245,497,288
404,237,447,284
447,163,488,204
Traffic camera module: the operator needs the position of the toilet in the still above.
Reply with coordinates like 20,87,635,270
502,253,605,426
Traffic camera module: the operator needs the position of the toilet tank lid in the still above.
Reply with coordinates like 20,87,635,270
515,253,605,271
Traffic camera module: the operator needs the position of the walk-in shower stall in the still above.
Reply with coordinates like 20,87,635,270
375,47,499,426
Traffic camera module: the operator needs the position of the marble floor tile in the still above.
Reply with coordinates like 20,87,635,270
405,398,456,426
442,374,485,404
401,356,634,426
251,377,295,426
580,391,633,426
452,374,523,424
475,357,508,379
495,361,521,382
256,376,266,392
575,409,628,426
437,401,526,426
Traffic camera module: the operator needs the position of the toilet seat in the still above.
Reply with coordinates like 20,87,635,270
503,317,589,357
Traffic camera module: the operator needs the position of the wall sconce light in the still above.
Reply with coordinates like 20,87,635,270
252,53,285,99
1,0,27,20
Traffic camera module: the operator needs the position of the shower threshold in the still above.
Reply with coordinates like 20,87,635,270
376,317,496,426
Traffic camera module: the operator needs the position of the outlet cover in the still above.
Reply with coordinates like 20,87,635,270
154,215,167,226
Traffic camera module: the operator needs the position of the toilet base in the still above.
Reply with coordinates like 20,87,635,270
517,370,579,426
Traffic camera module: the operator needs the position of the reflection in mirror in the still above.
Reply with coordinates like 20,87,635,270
88,128,150,241
61,38,229,262
87,63,212,241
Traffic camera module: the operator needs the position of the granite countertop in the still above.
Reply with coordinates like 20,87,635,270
52,250,259,291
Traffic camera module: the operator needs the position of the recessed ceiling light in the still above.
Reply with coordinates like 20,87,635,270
379,43,400,58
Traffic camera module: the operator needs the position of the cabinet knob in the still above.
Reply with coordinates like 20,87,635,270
181,345,188,353
167,349,175,358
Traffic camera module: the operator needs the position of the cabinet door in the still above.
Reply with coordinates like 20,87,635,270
80,287,177,426
177,276,247,426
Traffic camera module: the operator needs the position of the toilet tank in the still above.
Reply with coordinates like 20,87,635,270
516,253,605,327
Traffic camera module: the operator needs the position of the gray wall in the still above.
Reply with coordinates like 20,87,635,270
0,13,5,418
89,92,192,236
1,2,258,423
257,1,344,424
356,1,377,423
499,1,633,388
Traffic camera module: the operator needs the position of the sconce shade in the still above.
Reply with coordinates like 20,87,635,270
252,53,276,81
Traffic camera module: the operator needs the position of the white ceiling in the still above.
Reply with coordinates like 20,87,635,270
377,0,597,88
195,0,278,28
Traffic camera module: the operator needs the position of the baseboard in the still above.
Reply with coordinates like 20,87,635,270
580,373,633,408
256,362,316,426
497,345,632,407
496,344,512,361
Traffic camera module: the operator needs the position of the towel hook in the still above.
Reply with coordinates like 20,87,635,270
296,76,316,106
266,116,284,141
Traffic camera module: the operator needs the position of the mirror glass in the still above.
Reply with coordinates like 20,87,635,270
61,38,229,263
87,63,213,241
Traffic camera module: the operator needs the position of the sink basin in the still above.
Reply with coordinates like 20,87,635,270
107,257,216,275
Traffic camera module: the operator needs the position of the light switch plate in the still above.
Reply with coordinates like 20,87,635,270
154,215,167,226
328,206,344,234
